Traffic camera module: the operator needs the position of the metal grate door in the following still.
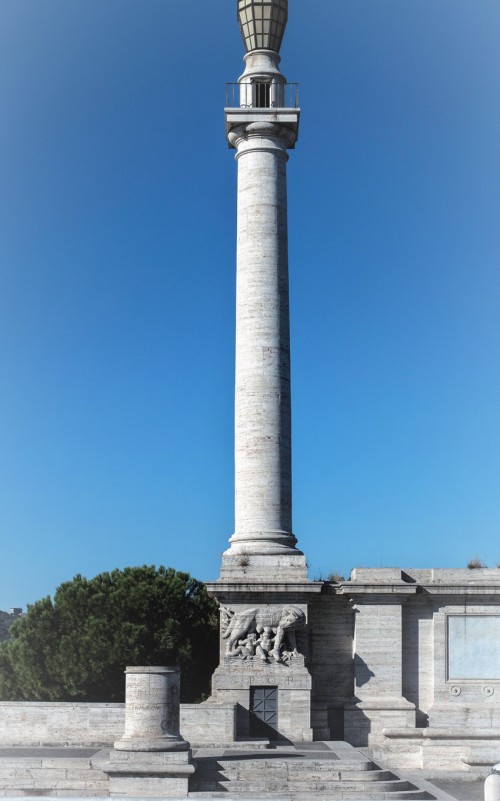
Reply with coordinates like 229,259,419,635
249,685,278,736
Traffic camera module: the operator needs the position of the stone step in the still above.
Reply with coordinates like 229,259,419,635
189,778,418,792
0,791,107,798
0,768,109,781
193,767,397,782
0,758,109,795
194,758,375,773
188,791,433,800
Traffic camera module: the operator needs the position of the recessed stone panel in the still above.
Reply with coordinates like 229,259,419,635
448,615,500,680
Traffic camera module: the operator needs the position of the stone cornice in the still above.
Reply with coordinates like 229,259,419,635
339,583,418,601
338,582,500,598
205,580,323,601
417,584,500,596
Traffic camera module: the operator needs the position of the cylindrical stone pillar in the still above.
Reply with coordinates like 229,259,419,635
230,126,295,555
220,48,307,580
114,666,189,752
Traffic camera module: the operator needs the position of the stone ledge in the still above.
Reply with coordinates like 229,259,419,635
383,727,500,740
418,585,500,595
341,584,418,597
345,698,416,711
206,581,323,597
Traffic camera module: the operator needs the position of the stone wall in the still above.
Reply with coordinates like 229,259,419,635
338,567,500,771
0,701,235,747
308,592,354,740
3,567,500,773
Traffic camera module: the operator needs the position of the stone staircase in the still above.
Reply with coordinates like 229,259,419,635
0,748,110,797
188,741,436,799
0,743,439,799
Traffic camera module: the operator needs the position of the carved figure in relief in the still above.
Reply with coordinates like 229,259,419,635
255,626,274,662
229,632,258,659
221,605,305,662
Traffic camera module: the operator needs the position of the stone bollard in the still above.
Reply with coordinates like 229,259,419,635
115,666,189,751
105,666,194,798
485,765,500,801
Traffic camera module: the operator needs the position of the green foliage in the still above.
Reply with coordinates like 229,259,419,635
0,612,15,643
0,566,219,703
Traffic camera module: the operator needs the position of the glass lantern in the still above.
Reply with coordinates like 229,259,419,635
237,0,288,53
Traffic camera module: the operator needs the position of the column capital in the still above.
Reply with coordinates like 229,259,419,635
225,108,299,151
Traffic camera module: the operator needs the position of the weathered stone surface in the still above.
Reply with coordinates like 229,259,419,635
0,701,236,747
105,750,194,798
106,668,194,798
341,568,500,770
0,702,124,746
221,49,306,582
3,570,500,773
114,666,189,752
221,603,306,662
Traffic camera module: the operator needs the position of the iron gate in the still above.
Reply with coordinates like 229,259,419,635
249,685,278,736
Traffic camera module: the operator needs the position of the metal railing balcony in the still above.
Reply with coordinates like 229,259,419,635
226,82,299,109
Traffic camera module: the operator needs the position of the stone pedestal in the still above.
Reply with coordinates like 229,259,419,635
105,666,194,797
210,654,313,742
115,666,189,751
205,585,322,742
106,750,195,798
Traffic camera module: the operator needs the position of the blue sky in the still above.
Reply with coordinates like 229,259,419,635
1,0,499,610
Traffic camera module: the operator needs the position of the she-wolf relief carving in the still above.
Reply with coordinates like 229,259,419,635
220,605,306,663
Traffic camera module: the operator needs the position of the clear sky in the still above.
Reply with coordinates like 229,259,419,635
1,0,499,610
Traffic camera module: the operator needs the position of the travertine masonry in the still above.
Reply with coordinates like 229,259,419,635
0,702,235,747
341,568,500,771
114,666,188,752
220,48,306,581
3,570,500,773
234,144,291,542
106,666,193,797
105,750,194,798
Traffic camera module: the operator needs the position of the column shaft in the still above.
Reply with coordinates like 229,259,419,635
233,143,292,550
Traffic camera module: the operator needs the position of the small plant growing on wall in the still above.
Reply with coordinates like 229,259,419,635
327,572,345,583
467,558,487,569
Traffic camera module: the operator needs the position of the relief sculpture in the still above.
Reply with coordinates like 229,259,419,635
220,605,306,663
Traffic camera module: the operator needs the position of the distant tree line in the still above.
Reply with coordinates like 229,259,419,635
0,612,19,644
0,566,219,703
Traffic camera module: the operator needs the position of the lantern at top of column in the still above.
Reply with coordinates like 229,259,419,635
237,0,288,54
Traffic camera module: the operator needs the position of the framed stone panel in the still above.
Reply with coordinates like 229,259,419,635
447,615,500,680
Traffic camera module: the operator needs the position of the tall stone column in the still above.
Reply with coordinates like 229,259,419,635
220,50,307,581
207,7,317,746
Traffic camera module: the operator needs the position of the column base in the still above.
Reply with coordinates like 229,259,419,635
114,734,190,752
344,697,416,748
219,551,308,581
